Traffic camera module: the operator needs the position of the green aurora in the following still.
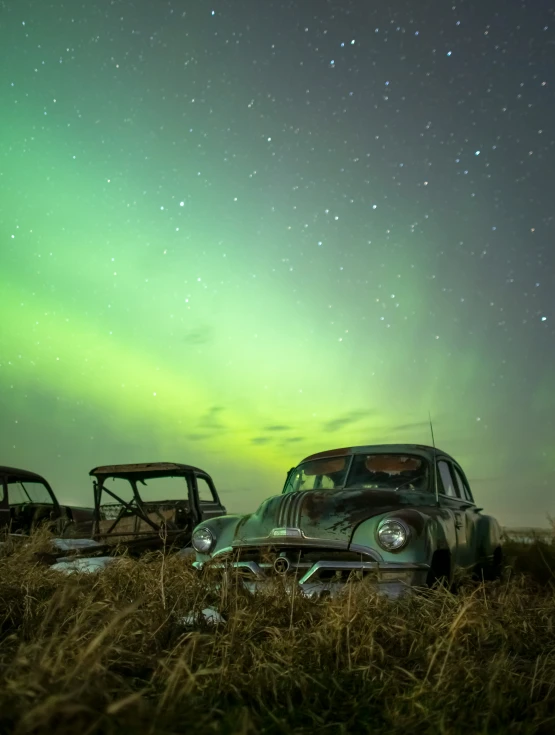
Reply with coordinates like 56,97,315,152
1,1,554,526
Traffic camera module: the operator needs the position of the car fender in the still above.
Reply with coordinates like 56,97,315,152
350,509,435,564
474,513,502,559
420,510,459,565
192,514,244,562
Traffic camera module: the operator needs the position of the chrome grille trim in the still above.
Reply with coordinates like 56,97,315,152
277,493,293,527
276,491,305,528
193,559,429,581
298,560,429,584
289,491,305,528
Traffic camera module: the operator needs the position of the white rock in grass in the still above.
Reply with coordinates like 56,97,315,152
181,607,226,626
51,556,118,574
51,538,104,552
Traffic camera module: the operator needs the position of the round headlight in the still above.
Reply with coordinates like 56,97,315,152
377,519,409,551
192,526,215,554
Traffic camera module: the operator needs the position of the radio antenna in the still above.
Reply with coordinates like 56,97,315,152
429,411,439,507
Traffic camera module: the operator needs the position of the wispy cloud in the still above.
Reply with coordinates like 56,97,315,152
198,405,226,430
323,411,371,432
182,326,213,345
251,436,272,445
389,421,432,433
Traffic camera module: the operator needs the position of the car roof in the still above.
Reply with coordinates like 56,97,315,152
89,462,208,478
299,444,455,464
0,465,50,484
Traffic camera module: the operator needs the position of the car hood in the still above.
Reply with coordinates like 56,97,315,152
233,488,425,545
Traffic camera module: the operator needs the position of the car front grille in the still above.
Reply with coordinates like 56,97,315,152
212,546,381,582
236,546,372,563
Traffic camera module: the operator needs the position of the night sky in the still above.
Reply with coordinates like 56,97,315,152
1,1,554,527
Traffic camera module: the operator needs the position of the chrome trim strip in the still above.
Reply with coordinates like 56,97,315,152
235,561,265,577
276,495,285,527
197,560,266,577
278,492,297,528
298,560,429,585
348,543,383,561
275,495,282,527
290,491,304,528
280,493,290,527
258,561,313,569
193,558,430,585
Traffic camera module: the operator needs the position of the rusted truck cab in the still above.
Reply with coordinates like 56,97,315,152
79,462,227,554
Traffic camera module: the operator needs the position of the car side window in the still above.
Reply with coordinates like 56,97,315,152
317,474,337,490
452,466,473,502
196,476,217,503
437,461,460,498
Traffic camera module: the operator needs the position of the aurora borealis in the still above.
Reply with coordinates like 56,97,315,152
1,1,554,527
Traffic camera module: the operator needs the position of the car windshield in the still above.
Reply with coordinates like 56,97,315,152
99,475,190,512
346,454,428,490
284,457,350,492
284,454,429,493
8,480,54,505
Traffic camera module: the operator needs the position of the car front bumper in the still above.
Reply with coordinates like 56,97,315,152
192,559,430,599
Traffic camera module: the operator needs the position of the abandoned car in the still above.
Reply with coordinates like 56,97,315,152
59,462,228,556
191,444,503,598
0,465,94,537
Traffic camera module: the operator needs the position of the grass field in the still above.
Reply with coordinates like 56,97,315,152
0,530,554,735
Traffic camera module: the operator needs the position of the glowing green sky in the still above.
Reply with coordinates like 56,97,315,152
1,1,554,526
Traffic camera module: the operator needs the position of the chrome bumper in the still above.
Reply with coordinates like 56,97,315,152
193,559,430,599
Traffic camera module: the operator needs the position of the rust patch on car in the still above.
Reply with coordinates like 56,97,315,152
299,488,405,536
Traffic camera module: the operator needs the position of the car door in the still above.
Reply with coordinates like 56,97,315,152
450,463,481,566
0,473,9,530
436,460,470,569
193,473,226,524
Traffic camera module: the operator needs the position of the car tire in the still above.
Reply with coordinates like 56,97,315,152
479,546,503,581
426,550,452,589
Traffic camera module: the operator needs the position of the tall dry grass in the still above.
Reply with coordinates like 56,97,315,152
0,529,554,734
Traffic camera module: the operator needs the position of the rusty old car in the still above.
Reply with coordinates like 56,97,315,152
0,465,94,537
191,444,503,598
57,462,228,560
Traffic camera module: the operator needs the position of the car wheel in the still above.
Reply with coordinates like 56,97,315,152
426,550,452,589
480,546,503,581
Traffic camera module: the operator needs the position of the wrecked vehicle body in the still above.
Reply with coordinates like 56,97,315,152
59,462,228,558
191,444,503,600
0,465,94,538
